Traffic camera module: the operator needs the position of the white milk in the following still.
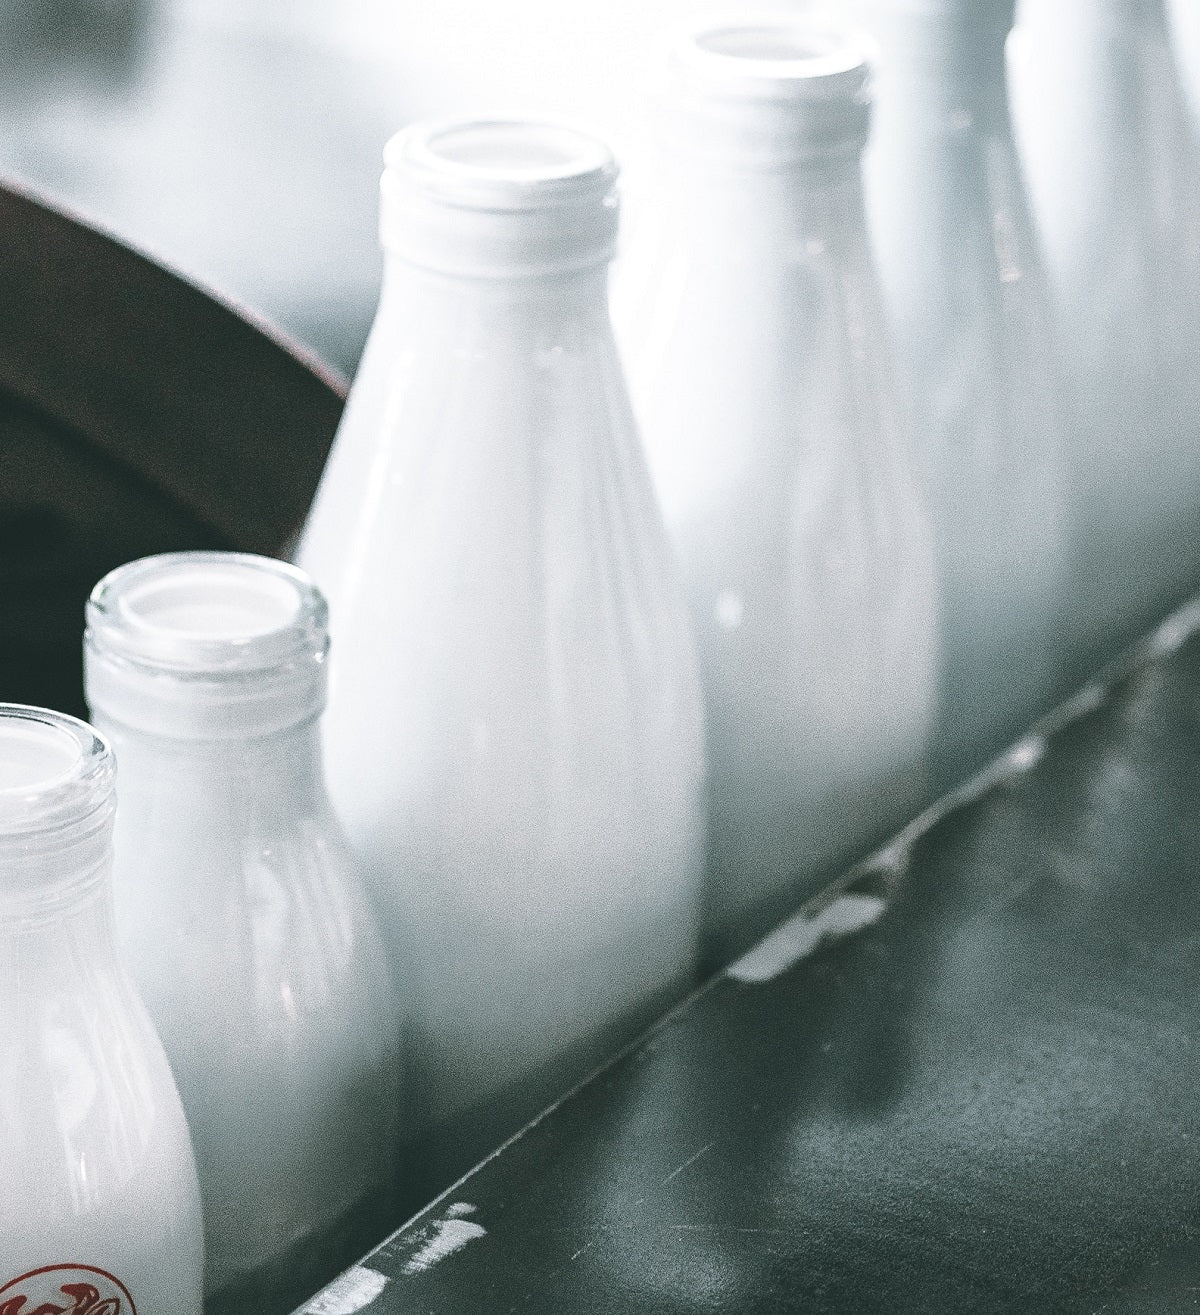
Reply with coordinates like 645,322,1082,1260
617,16,940,963
0,704,203,1310
296,119,707,1158
858,0,1069,786
83,553,400,1301
1011,0,1200,672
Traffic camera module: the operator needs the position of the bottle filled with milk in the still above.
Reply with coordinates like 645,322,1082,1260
296,118,707,1185
83,553,400,1306
0,703,204,1312
1011,0,1200,671
617,15,940,964
860,0,1069,785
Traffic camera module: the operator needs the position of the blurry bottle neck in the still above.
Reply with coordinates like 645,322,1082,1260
668,149,872,250
0,861,119,984
97,716,326,815
381,253,611,308
874,10,1013,126
0,811,114,926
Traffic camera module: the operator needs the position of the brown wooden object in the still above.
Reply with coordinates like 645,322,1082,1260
0,176,346,717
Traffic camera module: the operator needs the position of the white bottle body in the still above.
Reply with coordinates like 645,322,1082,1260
620,93,939,959
91,718,400,1298
862,3,1068,783
297,256,706,1144
83,553,401,1301
0,710,203,1314
1,899,204,1310
1011,0,1200,667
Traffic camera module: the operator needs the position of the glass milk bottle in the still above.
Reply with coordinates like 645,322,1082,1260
83,553,400,1306
859,0,1068,786
296,119,706,1174
0,704,203,1313
1011,0,1200,671
617,16,939,963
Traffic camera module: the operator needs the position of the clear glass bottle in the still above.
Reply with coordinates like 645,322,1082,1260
1011,0,1200,671
0,703,203,1311
617,16,940,963
295,119,707,1181
859,0,1069,785
83,553,400,1305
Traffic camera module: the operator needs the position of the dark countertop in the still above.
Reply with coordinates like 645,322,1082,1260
298,602,1200,1314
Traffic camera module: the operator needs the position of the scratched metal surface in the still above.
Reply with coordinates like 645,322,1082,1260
299,605,1200,1314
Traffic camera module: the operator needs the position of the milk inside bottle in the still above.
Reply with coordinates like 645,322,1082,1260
0,703,204,1312
1011,0,1200,672
296,118,707,1188
618,15,940,962
860,0,1069,784
83,552,400,1306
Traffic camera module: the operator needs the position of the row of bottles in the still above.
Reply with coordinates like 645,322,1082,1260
3,556,401,1310
1011,0,1200,666
861,0,1068,787
859,0,1200,774
8,1,1200,1303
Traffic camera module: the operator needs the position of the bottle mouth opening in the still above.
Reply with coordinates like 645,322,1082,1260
384,117,619,212
410,120,612,183
0,705,113,838
86,552,328,676
675,15,873,97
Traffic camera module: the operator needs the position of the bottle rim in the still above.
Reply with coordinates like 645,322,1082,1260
84,553,330,740
0,704,114,839
384,117,619,213
660,13,876,167
671,13,875,104
86,551,329,677
379,117,621,277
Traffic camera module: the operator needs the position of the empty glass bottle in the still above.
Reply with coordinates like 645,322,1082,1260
0,703,203,1312
83,553,400,1306
296,118,706,1183
859,0,1068,785
1011,0,1200,671
618,15,939,963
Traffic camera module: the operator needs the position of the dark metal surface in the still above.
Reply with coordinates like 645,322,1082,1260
304,607,1200,1314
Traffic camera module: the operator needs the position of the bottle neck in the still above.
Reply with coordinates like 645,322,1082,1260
0,825,118,981
665,146,872,254
1058,0,1169,37
0,811,113,923
380,253,612,309
871,9,1013,129
96,716,326,818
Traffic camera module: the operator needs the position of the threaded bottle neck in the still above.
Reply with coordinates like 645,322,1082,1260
660,16,876,170
0,705,116,920
380,118,620,278
84,552,329,741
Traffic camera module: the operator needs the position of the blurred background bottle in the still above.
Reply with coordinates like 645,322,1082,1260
1011,0,1200,674
618,14,939,966
296,118,707,1195
859,0,1068,789
84,552,400,1312
0,704,203,1312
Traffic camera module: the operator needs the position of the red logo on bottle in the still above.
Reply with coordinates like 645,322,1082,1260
0,1268,135,1315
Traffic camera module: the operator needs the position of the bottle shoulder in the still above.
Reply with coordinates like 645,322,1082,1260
0,958,197,1212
